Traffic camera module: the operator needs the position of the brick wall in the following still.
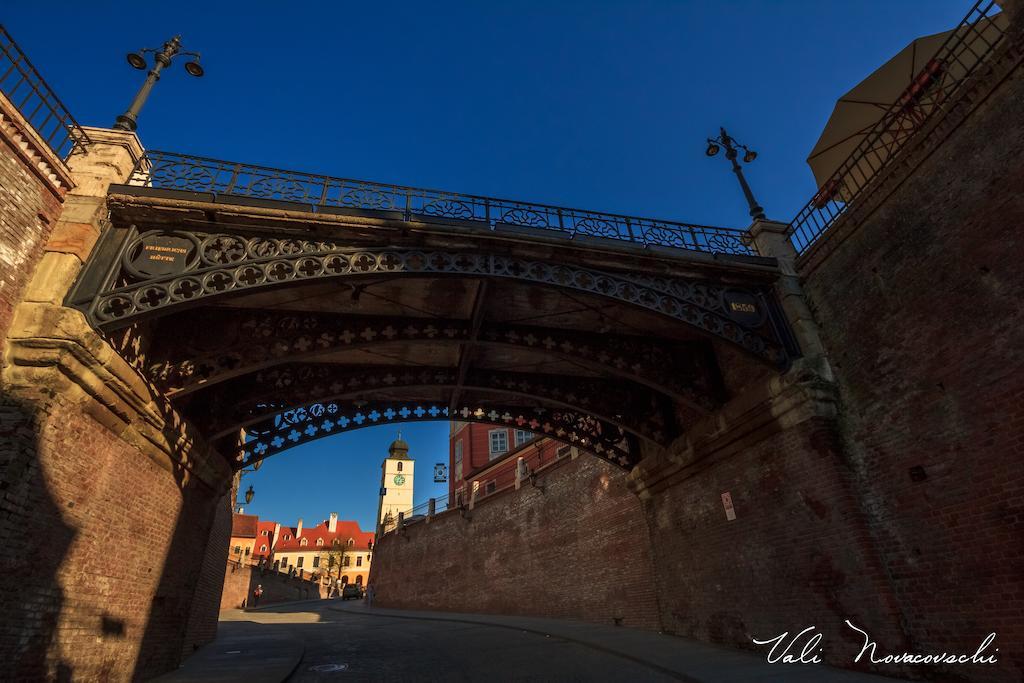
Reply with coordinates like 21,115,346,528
645,417,908,673
0,390,225,681
371,453,661,630
797,28,1024,683
220,560,328,611
0,93,68,343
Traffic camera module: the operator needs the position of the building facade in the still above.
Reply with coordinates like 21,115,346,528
447,422,578,504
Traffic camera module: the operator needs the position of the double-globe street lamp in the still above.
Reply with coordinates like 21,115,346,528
113,35,204,132
706,127,766,221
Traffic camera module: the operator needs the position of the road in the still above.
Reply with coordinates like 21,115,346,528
163,601,907,683
219,601,682,682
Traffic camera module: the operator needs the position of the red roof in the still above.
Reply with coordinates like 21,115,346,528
274,519,374,552
230,513,258,538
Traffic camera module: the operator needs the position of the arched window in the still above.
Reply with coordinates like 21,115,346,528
300,538,308,546
397,461,403,472
260,544,268,552
355,575,363,585
341,575,349,585
316,538,324,546
347,538,354,547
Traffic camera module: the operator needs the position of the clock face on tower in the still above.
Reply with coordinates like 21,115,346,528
393,474,406,486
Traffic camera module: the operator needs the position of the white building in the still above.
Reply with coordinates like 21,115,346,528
376,436,414,535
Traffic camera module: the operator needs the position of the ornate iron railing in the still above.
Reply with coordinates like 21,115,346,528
126,150,754,256
0,25,89,158
789,0,1010,253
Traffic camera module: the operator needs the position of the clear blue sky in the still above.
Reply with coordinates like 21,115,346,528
6,1,970,530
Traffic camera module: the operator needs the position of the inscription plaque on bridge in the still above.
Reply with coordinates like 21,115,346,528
127,234,195,277
722,290,765,328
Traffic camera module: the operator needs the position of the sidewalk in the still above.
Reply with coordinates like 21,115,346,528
329,602,907,683
153,615,306,683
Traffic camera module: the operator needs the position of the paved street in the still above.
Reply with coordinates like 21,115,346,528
159,600,908,683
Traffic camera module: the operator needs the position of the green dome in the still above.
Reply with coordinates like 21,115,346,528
388,437,410,459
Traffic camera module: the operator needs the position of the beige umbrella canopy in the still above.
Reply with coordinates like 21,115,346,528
807,13,1008,205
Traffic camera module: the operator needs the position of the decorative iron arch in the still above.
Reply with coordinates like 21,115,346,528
144,312,723,411
196,365,674,446
237,399,638,470
71,231,793,367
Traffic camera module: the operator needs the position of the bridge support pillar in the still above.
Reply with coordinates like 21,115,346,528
1,127,235,680
745,218,832,381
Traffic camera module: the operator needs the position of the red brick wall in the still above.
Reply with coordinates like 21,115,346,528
798,49,1024,682
372,453,661,630
645,417,908,673
220,561,328,610
0,97,67,343
0,390,226,681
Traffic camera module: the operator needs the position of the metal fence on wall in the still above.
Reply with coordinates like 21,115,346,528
0,25,89,158
788,0,1011,253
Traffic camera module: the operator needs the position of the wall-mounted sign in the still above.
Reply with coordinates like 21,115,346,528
125,232,198,278
434,463,448,482
721,290,766,328
721,491,737,521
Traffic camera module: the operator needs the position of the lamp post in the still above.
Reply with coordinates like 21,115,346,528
114,35,204,132
705,127,765,221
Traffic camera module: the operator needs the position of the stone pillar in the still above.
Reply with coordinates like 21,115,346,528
427,498,435,522
745,218,832,381
514,456,524,490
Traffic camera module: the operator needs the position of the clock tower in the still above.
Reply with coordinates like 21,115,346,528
376,434,414,535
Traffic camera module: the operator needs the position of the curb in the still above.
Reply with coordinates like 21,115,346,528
327,604,701,683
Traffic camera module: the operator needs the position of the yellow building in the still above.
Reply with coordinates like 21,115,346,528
228,513,258,565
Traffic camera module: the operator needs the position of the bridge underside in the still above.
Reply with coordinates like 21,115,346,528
68,183,798,471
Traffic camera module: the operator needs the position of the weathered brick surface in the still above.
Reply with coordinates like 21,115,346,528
646,417,909,675
798,40,1024,683
0,109,65,343
371,454,661,630
220,561,327,610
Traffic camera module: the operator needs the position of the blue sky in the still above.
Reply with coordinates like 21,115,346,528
6,1,970,530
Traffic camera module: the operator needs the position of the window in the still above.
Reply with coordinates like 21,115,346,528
261,530,269,536
397,461,403,472
489,429,508,458
347,538,354,547
297,557,304,568
283,534,291,540
344,556,351,567
355,575,363,585
514,429,531,447
356,556,363,567
454,441,463,480
313,556,320,568
316,538,324,547
260,544,268,552
557,444,572,458
244,546,251,555
333,539,340,547
233,545,241,555
485,480,496,495
341,575,349,585
300,538,308,546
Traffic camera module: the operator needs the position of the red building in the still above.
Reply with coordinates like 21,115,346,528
448,422,578,503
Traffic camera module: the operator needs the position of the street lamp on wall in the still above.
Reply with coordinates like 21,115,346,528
244,485,255,505
705,127,766,221
114,35,204,132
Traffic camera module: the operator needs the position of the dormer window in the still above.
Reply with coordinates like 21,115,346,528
260,544,268,552
261,530,269,536
347,538,354,547
316,538,324,546
283,534,291,540
300,538,308,546
332,539,340,547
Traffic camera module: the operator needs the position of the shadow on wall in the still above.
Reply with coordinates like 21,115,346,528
0,391,76,681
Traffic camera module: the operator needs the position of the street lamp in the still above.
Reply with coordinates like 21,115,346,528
705,127,765,221
114,35,204,132
244,485,255,505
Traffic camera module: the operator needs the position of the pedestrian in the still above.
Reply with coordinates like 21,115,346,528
365,583,374,607
253,584,263,606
